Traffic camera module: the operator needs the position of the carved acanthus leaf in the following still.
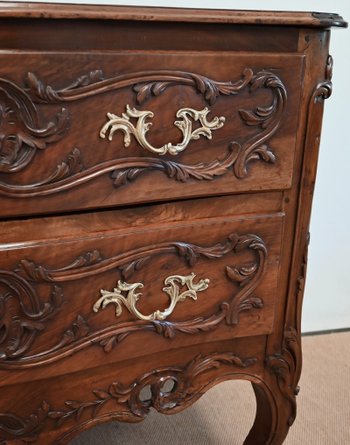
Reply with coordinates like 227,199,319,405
57,315,90,349
25,70,105,103
233,71,286,178
16,249,103,282
0,400,50,443
26,68,253,106
0,271,63,361
266,327,301,426
0,78,70,173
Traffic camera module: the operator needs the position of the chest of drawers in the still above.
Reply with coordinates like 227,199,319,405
0,4,346,444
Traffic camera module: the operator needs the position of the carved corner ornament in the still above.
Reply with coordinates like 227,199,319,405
0,68,286,198
99,105,225,156
93,273,210,321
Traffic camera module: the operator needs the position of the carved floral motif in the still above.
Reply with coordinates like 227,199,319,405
1,232,266,369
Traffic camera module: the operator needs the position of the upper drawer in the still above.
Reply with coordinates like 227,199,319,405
0,52,303,217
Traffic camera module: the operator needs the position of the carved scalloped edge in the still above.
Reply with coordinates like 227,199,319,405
0,351,257,444
1,233,267,369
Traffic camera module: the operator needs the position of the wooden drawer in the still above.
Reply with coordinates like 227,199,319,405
0,197,283,380
0,51,303,217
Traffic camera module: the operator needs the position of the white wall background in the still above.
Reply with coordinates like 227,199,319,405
13,0,350,332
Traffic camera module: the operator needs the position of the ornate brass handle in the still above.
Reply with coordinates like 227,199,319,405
93,272,210,321
99,105,225,156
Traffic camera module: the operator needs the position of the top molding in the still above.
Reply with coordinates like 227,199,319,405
0,2,347,28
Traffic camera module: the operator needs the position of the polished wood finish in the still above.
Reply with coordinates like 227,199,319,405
0,3,347,28
0,4,346,445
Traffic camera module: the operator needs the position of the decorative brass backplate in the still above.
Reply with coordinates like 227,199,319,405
93,272,210,321
99,105,225,155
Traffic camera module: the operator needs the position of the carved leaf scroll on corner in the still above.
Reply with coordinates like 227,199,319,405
0,232,267,369
0,68,287,198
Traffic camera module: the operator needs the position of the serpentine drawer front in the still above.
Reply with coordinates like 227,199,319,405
0,199,283,378
0,4,346,445
0,51,302,217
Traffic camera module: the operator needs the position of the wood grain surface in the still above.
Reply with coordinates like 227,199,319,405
0,5,345,445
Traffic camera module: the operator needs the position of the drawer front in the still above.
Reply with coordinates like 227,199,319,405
0,208,283,378
0,51,303,216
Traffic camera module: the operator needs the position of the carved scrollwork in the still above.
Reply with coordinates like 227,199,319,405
100,105,225,156
233,71,286,178
0,146,239,198
1,232,266,369
0,271,63,361
93,351,256,418
0,78,70,173
266,327,301,426
0,351,256,442
263,55,335,433
0,400,50,443
0,68,286,198
25,68,253,106
313,55,333,101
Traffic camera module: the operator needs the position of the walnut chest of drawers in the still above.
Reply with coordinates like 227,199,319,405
0,4,346,444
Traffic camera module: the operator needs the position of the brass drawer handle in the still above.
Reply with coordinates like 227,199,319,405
93,272,210,321
99,105,225,156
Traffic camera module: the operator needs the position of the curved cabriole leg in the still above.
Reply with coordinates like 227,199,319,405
245,326,301,445
244,377,296,445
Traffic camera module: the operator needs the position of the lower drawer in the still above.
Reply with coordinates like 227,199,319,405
0,199,284,379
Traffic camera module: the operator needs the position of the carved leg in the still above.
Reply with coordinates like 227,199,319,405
244,377,296,445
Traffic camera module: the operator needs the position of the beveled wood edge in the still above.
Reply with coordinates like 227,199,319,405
0,2,347,28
